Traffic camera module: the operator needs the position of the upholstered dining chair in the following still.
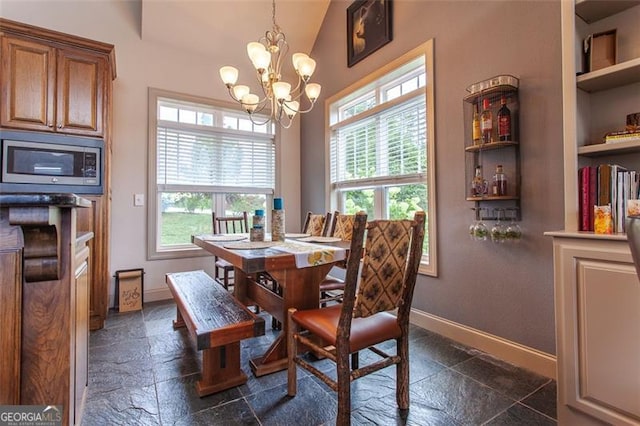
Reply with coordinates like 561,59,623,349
302,211,332,236
287,211,425,425
212,211,249,290
319,211,356,305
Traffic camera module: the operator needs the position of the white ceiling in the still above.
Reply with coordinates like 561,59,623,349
141,0,331,64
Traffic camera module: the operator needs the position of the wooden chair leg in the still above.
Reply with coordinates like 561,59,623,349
396,336,409,409
287,308,297,396
336,344,351,425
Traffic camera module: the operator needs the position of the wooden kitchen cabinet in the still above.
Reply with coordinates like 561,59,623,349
0,193,93,425
0,34,107,137
0,18,115,331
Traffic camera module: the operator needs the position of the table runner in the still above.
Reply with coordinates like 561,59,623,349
272,240,346,268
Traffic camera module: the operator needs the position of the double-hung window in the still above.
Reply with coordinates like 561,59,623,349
327,40,437,275
148,89,275,259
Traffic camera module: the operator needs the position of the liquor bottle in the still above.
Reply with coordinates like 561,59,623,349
492,164,507,196
471,165,488,196
472,104,481,145
480,98,493,144
497,96,511,141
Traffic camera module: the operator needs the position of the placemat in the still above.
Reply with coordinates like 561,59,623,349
202,234,248,242
223,241,279,250
297,236,342,243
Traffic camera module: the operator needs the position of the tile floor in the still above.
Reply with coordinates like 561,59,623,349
83,299,557,425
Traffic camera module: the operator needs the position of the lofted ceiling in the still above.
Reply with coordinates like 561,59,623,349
141,0,331,74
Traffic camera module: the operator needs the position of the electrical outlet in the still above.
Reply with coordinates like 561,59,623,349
134,193,144,207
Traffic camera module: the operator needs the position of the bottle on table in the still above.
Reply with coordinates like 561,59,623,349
497,96,511,141
472,104,481,145
492,164,507,196
480,98,493,144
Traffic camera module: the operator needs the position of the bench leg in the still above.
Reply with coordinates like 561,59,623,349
196,342,247,397
173,306,186,329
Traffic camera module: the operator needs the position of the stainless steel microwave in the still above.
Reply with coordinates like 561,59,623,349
0,130,104,194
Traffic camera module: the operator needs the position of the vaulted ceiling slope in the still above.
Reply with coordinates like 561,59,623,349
141,0,331,61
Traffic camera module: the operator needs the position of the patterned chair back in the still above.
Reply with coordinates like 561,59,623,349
331,212,356,241
303,212,331,236
353,216,423,318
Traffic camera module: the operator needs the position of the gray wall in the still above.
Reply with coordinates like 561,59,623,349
301,0,564,354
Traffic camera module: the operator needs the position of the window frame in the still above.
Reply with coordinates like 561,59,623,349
325,40,437,276
147,88,276,260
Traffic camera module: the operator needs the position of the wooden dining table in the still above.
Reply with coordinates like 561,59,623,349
192,235,349,377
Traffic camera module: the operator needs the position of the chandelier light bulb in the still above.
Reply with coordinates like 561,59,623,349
219,66,239,86
305,83,321,102
241,93,260,113
232,85,250,102
272,82,291,101
297,57,316,79
247,42,266,62
252,50,271,71
291,53,308,71
284,100,300,119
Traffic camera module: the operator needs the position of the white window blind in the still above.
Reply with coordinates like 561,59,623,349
156,125,274,191
330,90,427,189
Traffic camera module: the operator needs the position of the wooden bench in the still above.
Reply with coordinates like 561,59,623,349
166,270,265,396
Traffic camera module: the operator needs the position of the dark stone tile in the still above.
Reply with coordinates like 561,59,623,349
485,402,557,425
246,376,337,426
148,328,192,357
521,380,557,420
410,368,515,425
145,316,177,337
143,299,177,322
104,309,144,329
452,354,551,400
88,337,154,394
410,331,477,368
174,398,260,426
152,348,201,383
83,383,159,425
352,391,461,426
238,366,291,398
90,318,147,348
156,372,242,425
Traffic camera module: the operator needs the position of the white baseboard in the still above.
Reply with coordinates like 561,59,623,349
144,287,173,303
410,308,557,380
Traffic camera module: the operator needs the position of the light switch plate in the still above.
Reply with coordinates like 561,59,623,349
134,193,144,207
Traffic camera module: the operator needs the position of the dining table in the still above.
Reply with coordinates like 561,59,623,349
192,234,349,377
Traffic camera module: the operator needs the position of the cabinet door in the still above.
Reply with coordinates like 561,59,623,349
56,47,106,136
76,195,108,330
74,259,89,425
555,239,640,425
0,36,56,131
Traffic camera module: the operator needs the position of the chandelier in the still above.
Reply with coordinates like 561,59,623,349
219,0,321,129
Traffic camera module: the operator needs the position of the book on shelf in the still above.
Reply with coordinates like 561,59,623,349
580,164,640,233
603,130,640,144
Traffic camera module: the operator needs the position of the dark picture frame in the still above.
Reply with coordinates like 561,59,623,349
347,0,393,68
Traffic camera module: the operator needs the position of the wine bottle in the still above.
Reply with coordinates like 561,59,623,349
492,164,507,196
497,96,511,141
480,98,493,144
472,104,481,145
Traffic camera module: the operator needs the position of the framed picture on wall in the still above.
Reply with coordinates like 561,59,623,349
347,0,393,67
